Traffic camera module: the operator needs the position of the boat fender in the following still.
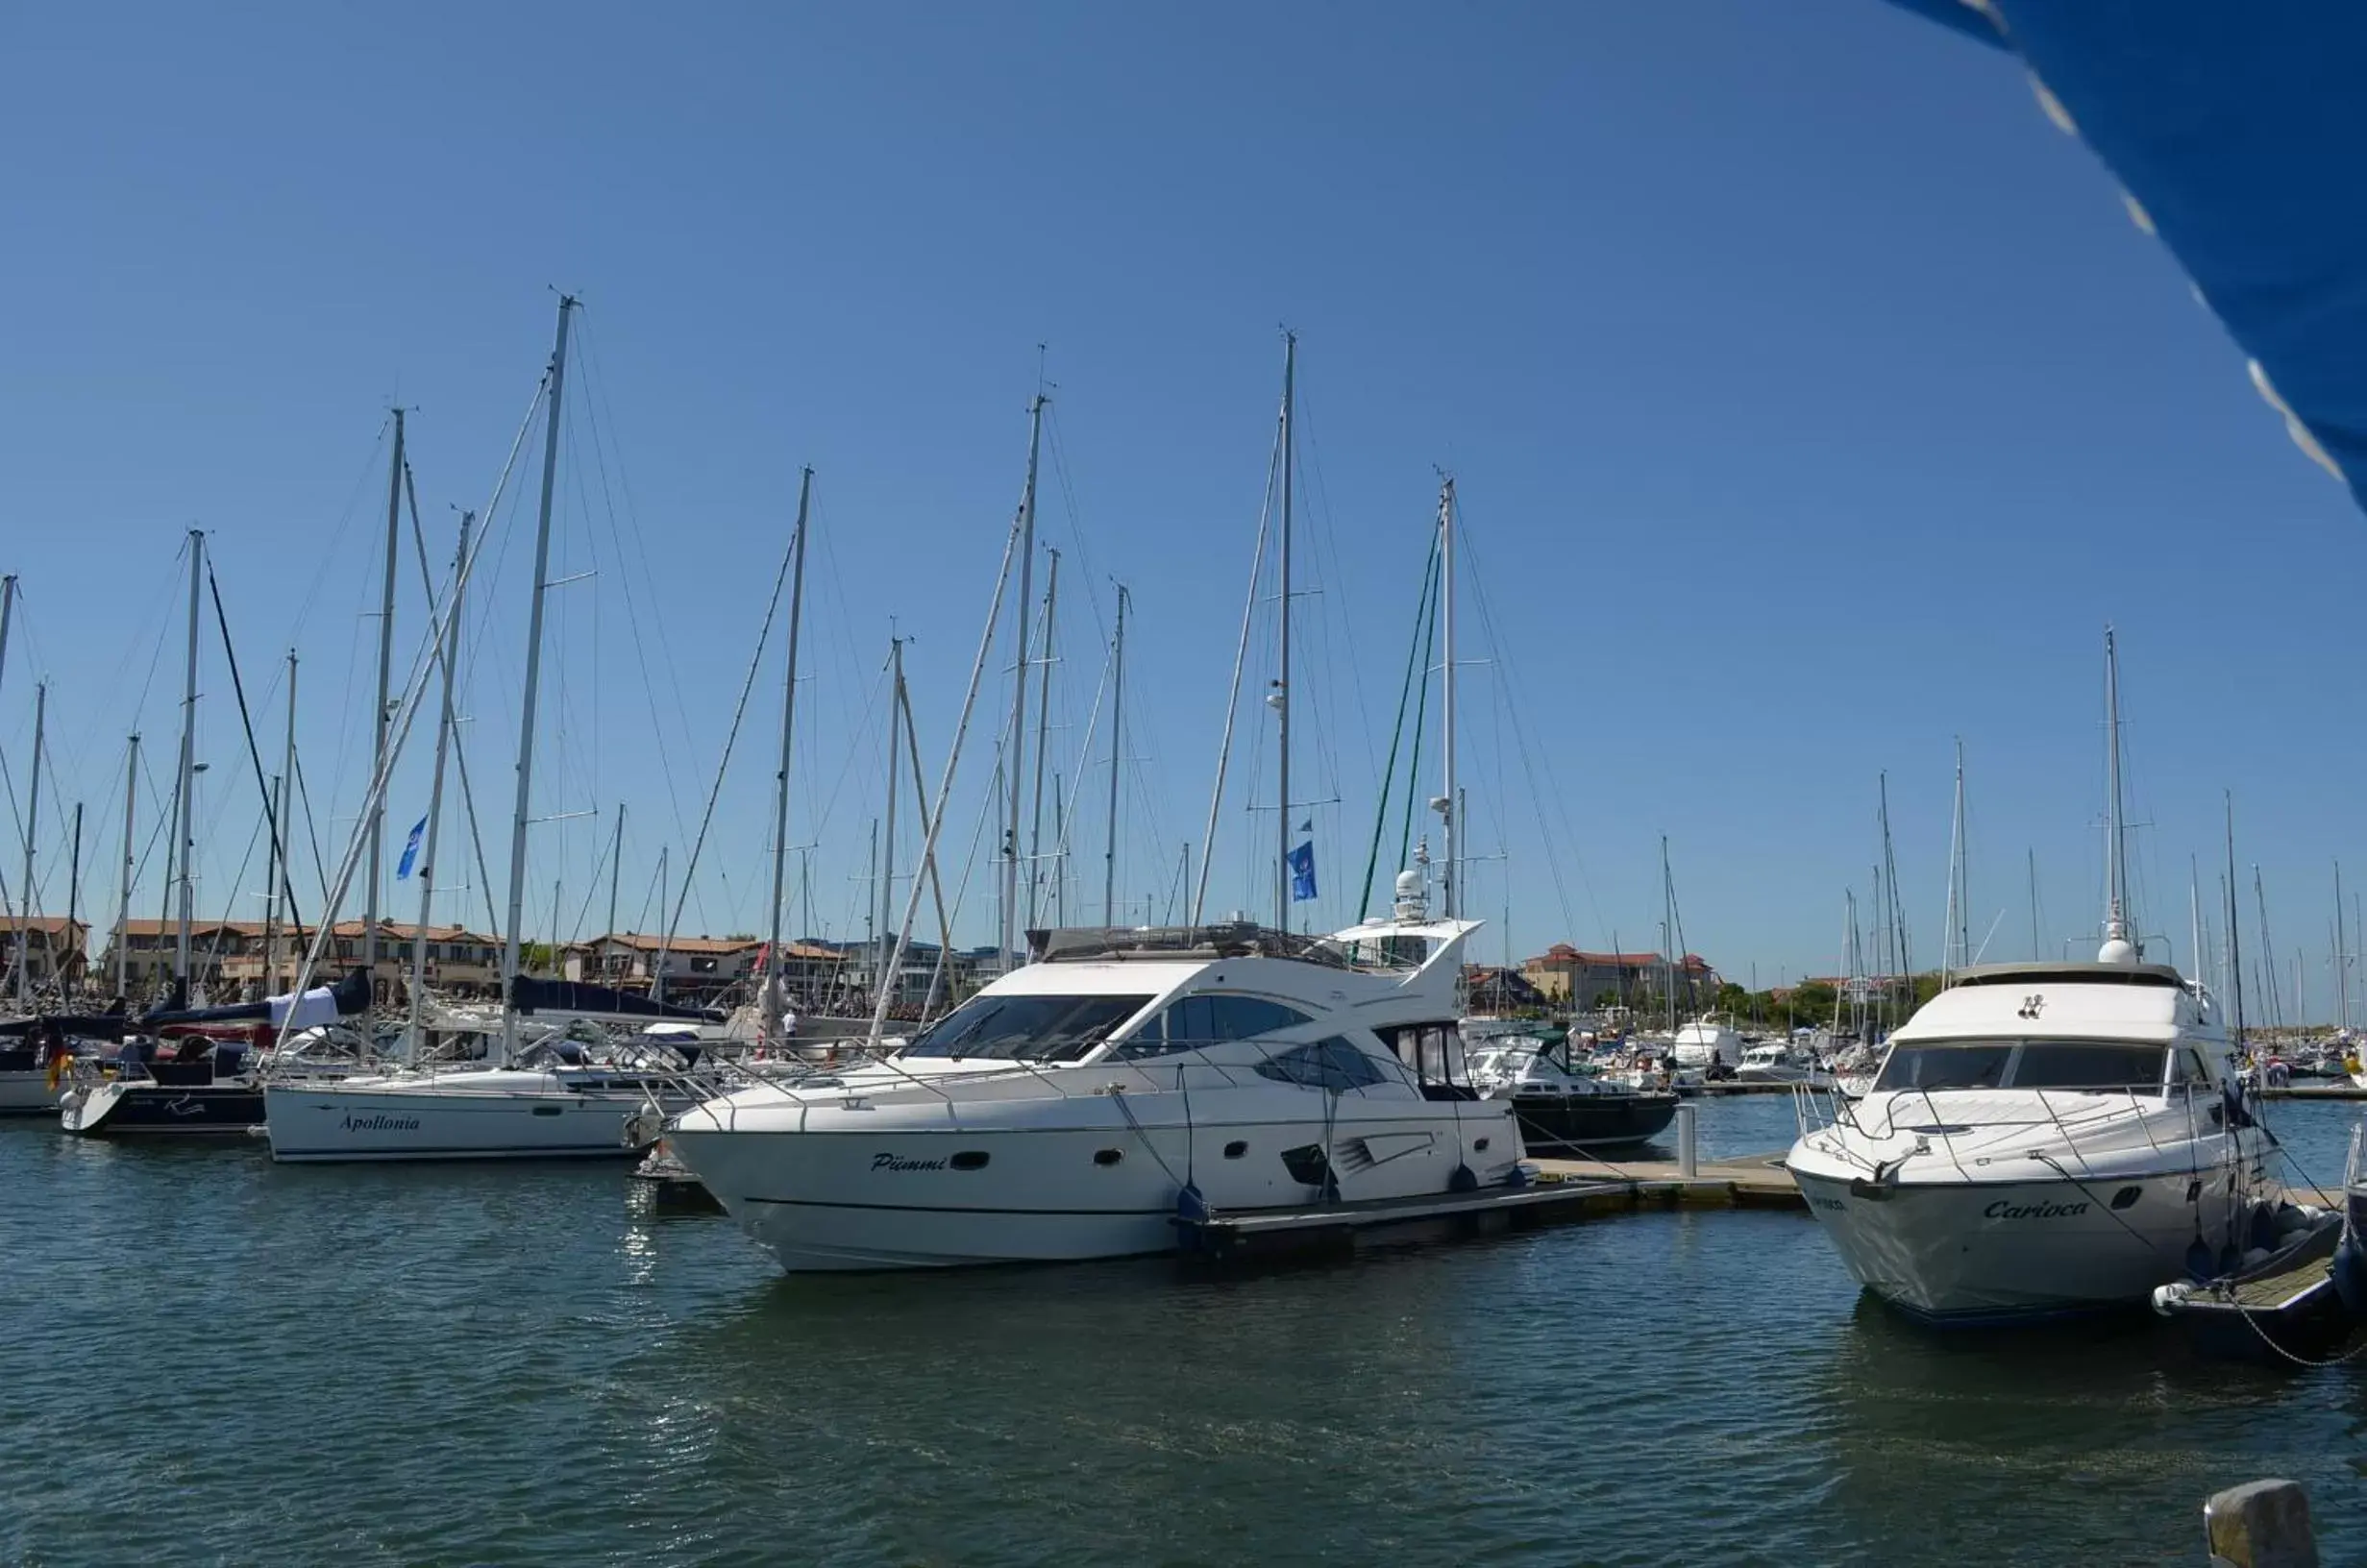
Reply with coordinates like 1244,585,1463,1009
1174,1182,1211,1225
1447,1164,1479,1193
2184,1235,2215,1281
2250,1202,2281,1252
2331,1230,2367,1313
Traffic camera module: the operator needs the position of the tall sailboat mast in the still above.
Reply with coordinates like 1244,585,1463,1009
2338,859,2351,1033
15,680,44,1004
406,510,472,1054
366,407,405,984
500,297,575,1061
999,395,1044,969
114,732,137,998
1438,475,1458,920
277,651,298,988
605,805,625,951
765,467,812,1041
1104,583,1128,923
1027,547,1059,930
174,529,203,992
2100,625,2134,962
1661,835,1676,1034
881,634,904,981
1941,737,1966,984
1275,331,1296,931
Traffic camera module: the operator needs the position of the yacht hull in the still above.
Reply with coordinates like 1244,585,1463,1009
262,1081,660,1163
1788,1165,2249,1324
62,1079,260,1137
1503,1091,1678,1154
0,1067,59,1115
672,1108,1519,1272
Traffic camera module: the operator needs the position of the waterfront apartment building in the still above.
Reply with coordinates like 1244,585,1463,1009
563,932,770,1002
1522,943,1718,1009
98,919,505,1003
0,917,91,992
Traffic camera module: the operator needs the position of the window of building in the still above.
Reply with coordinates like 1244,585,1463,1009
1253,1037,1391,1092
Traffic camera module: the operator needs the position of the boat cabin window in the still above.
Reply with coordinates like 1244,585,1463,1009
2009,1042,2167,1091
1111,994,1314,1058
899,993,1153,1062
1874,1043,2013,1092
2178,1048,2215,1088
1253,1038,1392,1091
1376,1023,1476,1099
1874,1040,2170,1093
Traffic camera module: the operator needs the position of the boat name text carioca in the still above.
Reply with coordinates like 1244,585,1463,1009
1982,1198,2088,1220
874,1152,947,1172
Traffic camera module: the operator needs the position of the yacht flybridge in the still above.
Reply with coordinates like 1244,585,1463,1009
667,913,1524,1272
1786,629,2274,1324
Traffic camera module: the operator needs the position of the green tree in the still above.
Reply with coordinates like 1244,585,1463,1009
1788,980,1839,1026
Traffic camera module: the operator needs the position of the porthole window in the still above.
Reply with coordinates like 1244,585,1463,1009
1222,1139,1248,1159
949,1150,991,1171
1093,1148,1124,1166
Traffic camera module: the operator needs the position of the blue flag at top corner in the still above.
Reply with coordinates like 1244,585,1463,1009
1288,839,1317,903
396,815,428,880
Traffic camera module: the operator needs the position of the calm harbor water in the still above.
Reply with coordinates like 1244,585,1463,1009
5,1095,2364,1566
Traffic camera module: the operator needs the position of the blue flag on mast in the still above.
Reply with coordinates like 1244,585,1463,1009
396,815,428,880
1288,839,1317,902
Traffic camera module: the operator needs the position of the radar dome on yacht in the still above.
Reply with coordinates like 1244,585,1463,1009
1392,869,1427,920
2097,937,2138,967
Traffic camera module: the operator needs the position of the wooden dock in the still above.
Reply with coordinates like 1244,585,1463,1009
1173,1176,1634,1262
2257,1083,2367,1100
1174,1151,1810,1263
1529,1149,1806,1209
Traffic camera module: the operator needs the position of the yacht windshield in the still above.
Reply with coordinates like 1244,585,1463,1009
2009,1041,2166,1090
897,993,1152,1063
1874,1040,2170,1092
1874,1043,2013,1092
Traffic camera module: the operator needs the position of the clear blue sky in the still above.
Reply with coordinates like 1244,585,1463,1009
2,2,2359,1014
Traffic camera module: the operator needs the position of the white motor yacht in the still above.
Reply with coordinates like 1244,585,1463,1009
668,914,1523,1272
1736,1040,1834,1089
1670,1015,1740,1075
1786,950,2271,1324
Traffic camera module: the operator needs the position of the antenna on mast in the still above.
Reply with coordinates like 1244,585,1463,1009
2099,626,2138,966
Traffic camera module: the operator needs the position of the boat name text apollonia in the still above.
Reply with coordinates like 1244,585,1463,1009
340,1113,423,1133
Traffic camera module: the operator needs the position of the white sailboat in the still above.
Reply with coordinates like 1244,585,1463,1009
1786,629,2274,1323
264,300,718,1163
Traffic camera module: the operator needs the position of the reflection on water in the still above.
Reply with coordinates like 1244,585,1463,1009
2,1099,2363,1566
